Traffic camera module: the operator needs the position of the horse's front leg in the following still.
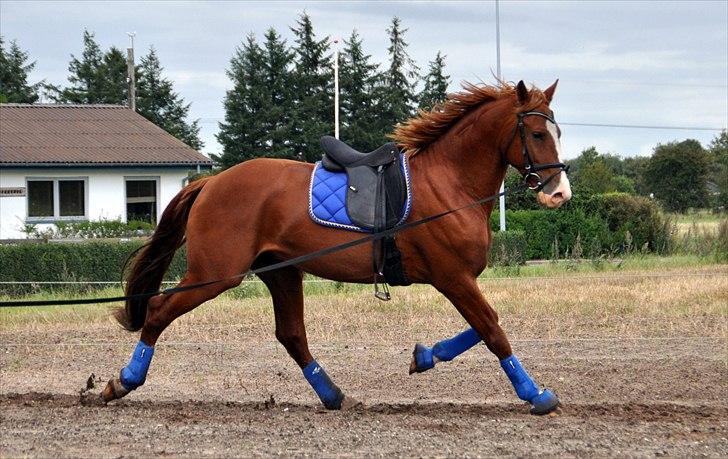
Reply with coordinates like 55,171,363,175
418,277,559,415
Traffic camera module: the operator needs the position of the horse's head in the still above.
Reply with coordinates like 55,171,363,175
503,80,572,209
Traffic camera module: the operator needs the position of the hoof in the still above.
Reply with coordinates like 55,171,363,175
101,377,130,403
529,389,560,415
409,343,435,375
340,396,363,410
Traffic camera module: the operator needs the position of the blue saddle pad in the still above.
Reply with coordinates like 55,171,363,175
308,156,412,232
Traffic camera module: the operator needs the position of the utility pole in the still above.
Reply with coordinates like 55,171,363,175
333,37,340,139
126,32,136,111
496,0,506,232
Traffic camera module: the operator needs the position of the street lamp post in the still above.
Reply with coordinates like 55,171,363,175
333,37,340,140
496,0,506,232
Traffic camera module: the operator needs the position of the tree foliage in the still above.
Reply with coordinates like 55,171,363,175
419,51,449,111
137,47,203,149
378,17,419,133
51,31,201,148
0,37,42,103
339,30,382,151
644,139,711,212
289,12,333,162
53,30,109,104
707,130,728,210
215,35,269,168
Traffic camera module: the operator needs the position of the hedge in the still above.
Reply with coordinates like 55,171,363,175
491,209,611,259
0,240,187,295
491,193,673,259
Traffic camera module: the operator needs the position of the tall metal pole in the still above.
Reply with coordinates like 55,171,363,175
126,32,136,111
333,38,340,139
496,0,506,232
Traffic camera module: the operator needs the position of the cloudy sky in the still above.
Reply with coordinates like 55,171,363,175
2,0,726,159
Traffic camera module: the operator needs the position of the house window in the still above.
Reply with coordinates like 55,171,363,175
26,178,87,221
125,178,158,224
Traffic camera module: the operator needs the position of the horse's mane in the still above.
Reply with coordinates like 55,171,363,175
392,81,547,155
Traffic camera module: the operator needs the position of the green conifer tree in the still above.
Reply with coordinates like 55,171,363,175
97,46,128,104
137,47,203,150
339,30,382,151
0,37,42,103
418,51,449,111
377,17,419,135
290,12,333,162
261,28,295,158
55,30,104,103
215,34,269,168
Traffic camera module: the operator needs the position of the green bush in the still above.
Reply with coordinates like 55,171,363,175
582,193,674,253
491,209,611,259
24,219,154,239
489,230,527,266
0,240,187,295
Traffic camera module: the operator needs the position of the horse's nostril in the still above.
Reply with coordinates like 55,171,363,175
552,192,564,201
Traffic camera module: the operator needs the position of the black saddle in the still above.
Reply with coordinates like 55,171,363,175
320,136,407,231
320,136,411,296
321,136,401,171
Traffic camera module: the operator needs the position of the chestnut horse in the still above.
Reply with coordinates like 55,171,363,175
102,80,572,415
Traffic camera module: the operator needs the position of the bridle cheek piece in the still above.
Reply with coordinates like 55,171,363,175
509,111,570,192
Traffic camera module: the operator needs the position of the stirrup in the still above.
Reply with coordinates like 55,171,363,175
374,276,391,301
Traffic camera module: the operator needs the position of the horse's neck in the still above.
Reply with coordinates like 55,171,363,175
409,101,510,204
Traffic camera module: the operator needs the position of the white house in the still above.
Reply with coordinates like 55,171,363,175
0,104,213,239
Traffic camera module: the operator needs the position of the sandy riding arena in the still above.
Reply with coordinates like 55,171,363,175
1,264,726,457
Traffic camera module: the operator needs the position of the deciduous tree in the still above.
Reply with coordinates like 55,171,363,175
644,139,710,212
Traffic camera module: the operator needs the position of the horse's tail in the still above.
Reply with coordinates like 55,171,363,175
115,176,211,331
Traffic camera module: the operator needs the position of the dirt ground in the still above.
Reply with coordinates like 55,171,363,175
1,266,727,457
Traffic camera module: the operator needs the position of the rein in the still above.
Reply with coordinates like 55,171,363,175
0,177,546,308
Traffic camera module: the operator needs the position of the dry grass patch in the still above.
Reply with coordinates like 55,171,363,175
1,265,725,345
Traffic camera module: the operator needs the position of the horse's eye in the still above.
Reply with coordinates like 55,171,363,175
532,132,545,141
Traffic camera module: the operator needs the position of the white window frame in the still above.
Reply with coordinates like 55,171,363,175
25,176,89,223
124,176,160,224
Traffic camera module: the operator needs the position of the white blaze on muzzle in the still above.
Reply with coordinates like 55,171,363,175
543,120,572,203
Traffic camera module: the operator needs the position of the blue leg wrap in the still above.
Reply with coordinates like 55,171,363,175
433,327,482,361
302,360,344,410
500,354,559,414
119,341,154,391
411,328,481,373
500,354,540,401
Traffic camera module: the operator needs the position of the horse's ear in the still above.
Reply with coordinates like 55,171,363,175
516,80,529,105
543,79,559,104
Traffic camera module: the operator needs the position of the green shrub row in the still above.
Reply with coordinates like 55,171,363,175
491,193,673,259
23,219,155,239
0,240,187,295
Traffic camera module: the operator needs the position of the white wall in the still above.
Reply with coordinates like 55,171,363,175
0,167,197,239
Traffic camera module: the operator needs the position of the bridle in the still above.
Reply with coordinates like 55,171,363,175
504,110,570,192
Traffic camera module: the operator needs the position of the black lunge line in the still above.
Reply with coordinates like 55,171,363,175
0,180,539,308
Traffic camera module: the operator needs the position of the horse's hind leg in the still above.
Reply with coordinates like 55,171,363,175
102,275,239,402
258,266,360,410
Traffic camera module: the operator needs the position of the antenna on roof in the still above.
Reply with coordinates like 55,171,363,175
126,32,136,111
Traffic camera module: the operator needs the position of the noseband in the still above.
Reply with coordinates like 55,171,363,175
504,111,570,192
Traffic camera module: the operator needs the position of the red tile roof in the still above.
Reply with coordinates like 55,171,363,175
0,104,213,166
